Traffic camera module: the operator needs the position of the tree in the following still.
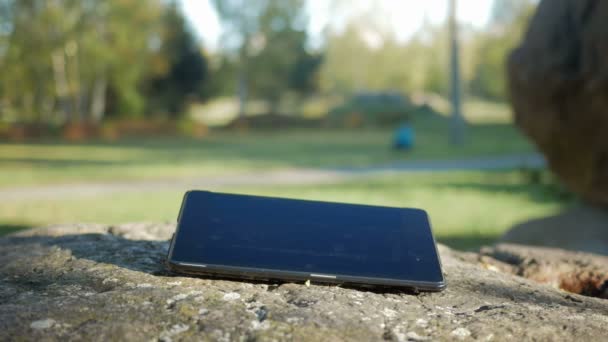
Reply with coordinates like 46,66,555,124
211,0,266,117
247,0,311,113
289,51,323,96
448,0,465,145
79,0,164,120
490,0,535,28
319,24,370,94
202,54,238,99
319,20,449,96
144,1,208,117
469,0,536,101
211,0,314,115
0,0,165,124
0,0,60,123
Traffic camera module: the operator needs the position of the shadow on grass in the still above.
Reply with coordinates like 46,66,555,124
431,175,574,205
0,223,32,236
0,135,400,170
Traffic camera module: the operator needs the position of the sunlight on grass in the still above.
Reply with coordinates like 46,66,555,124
0,101,545,251
0,125,534,188
0,171,568,250
225,172,566,249
463,99,514,124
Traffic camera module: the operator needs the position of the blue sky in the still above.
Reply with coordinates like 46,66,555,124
179,0,495,51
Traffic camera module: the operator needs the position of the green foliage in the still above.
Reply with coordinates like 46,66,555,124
470,36,510,100
0,166,567,250
203,56,238,98
327,93,418,127
0,110,535,188
248,2,307,108
490,0,536,27
469,0,536,101
108,82,145,118
319,22,449,96
289,52,323,95
144,1,208,117
211,0,321,113
319,0,536,103
0,0,538,125
0,0,210,123
0,102,546,249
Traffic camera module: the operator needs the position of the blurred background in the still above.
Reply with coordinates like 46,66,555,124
0,0,572,250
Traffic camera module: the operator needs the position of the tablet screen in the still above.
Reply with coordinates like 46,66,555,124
170,191,443,284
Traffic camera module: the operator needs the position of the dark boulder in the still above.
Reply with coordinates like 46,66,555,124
508,0,608,206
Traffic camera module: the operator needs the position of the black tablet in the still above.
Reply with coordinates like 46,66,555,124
166,191,445,291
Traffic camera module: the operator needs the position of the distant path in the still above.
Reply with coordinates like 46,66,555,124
0,153,545,201
333,153,545,173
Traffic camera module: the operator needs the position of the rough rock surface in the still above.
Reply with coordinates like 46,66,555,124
502,204,608,255
1,223,607,341
508,0,608,206
479,244,608,299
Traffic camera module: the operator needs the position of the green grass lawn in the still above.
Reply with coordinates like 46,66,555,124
0,123,534,188
0,102,555,250
0,171,570,250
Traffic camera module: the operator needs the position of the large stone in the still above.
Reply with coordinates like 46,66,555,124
508,0,608,206
1,223,607,341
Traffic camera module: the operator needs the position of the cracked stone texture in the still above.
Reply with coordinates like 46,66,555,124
508,0,608,206
1,223,607,341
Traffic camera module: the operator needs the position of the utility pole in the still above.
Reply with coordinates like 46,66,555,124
448,0,465,145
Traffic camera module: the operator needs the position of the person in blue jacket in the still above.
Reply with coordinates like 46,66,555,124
393,123,415,150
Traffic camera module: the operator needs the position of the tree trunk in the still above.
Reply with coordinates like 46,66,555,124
237,38,250,119
448,0,465,145
0,98,8,121
51,50,72,123
67,43,83,122
41,95,56,124
78,84,89,123
90,76,107,123
23,92,34,122
237,71,248,118
90,10,108,124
